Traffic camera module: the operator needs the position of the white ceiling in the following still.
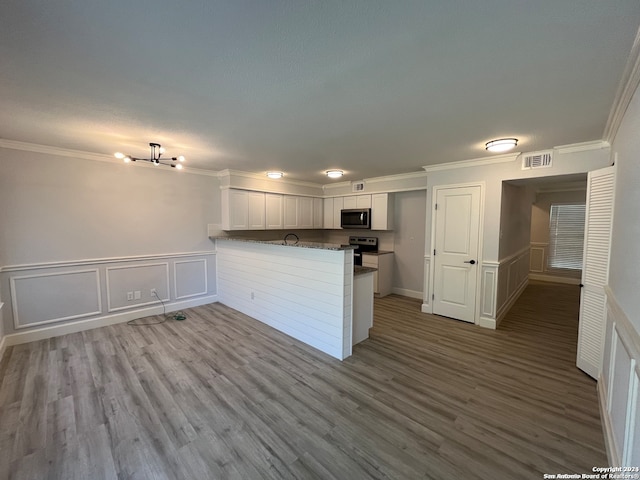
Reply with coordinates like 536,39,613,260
1,1,639,183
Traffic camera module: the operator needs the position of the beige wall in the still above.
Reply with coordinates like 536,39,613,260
0,148,219,267
499,182,536,260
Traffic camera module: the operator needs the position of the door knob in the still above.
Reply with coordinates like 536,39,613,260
464,260,476,265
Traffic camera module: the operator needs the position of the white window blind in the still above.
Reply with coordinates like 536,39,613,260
548,203,586,272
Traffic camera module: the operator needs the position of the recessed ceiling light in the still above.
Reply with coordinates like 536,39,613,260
266,171,283,179
485,138,518,153
326,170,344,179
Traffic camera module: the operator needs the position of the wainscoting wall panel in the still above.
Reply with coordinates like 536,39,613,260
106,263,170,312
0,252,217,346
529,242,547,273
600,286,640,467
478,262,498,328
495,247,530,326
10,269,101,329
421,255,431,313
174,259,208,300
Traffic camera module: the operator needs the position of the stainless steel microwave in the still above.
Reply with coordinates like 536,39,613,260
341,208,371,229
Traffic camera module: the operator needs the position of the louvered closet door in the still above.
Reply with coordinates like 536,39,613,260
577,166,616,379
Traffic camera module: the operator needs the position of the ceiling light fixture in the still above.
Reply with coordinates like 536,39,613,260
266,171,283,179
326,170,344,179
485,138,518,153
114,143,185,169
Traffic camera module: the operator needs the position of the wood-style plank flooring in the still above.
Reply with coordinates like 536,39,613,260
0,282,606,479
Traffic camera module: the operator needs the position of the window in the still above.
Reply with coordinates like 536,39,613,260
548,203,586,273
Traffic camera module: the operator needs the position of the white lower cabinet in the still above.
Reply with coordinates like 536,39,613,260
362,252,394,297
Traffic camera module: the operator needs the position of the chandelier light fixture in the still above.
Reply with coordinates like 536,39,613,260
485,138,518,153
114,143,185,169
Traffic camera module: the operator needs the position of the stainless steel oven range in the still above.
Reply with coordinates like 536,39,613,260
348,236,378,266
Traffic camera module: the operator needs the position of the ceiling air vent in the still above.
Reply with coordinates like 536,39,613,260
522,151,553,170
352,181,365,192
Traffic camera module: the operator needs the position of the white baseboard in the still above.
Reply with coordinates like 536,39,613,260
391,287,423,299
421,303,432,314
478,316,497,329
3,295,218,347
528,273,580,285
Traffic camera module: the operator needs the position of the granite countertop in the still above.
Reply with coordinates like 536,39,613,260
354,265,377,276
362,250,394,255
211,236,356,251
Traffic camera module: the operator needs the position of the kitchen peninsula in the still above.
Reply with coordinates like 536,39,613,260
213,237,374,360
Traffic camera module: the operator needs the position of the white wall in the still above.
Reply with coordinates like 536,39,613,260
423,146,610,325
391,190,426,297
599,69,640,467
494,183,535,323
0,146,219,342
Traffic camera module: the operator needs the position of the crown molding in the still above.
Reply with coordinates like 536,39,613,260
0,139,221,177
554,140,610,155
217,169,324,189
422,152,520,173
604,25,640,144
363,170,428,185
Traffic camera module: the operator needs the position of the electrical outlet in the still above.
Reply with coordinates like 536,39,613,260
151,288,157,297
134,290,141,300
127,292,134,301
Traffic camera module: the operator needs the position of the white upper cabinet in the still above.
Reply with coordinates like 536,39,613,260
298,196,314,229
313,197,324,228
371,193,394,230
222,189,265,231
333,196,344,229
323,197,334,228
283,195,299,229
247,192,266,230
265,193,283,229
344,194,372,210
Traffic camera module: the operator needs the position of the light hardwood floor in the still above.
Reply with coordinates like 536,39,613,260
0,282,606,479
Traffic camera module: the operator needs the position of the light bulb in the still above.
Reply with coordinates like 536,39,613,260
114,152,125,159
159,147,166,154
267,171,283,179
177,155,185,162
123,156,131,163
326,170,344,179
175,163,183,170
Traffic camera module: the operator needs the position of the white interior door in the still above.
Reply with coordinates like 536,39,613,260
433,185,481,323
577,165,616,379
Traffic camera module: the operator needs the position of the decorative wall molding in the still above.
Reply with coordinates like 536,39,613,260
600,286,640,467
0,250,216,273
174,259,208,300
0,302,5,362
529,242,547,273
495,246,530,326
0,251,217,339
105,263,170,313
604,25,640,144
480,263,498,321
217,169,323,190
423,152,519,173
421,255,431,313
11,269,102,329
2,294,218,348
554,140,610,155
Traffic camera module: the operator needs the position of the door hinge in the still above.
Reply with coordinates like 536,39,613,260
434,203,438,210
432,293,435,300
433,249,436,256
